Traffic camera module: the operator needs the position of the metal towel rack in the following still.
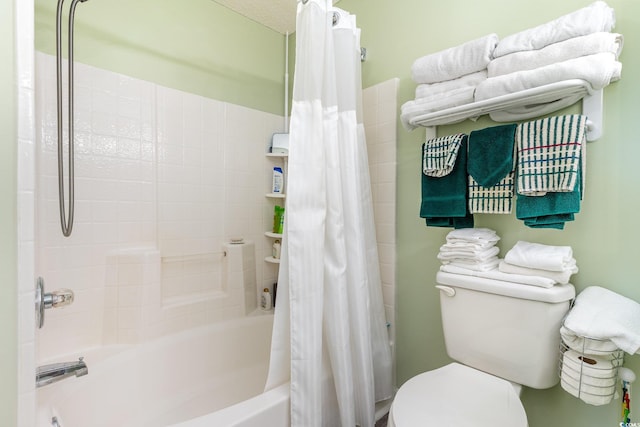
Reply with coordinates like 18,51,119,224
56,0,89,237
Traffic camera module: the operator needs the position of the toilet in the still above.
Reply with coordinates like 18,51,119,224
389,271,576,427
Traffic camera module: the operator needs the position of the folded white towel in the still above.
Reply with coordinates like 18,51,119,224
438,246,500,262
446,258,500,272
560,326,620,356
488,32,623,77
560,349,620,406
499,260,576,285
411,34,498,84
488,90,587,123
563,286,640,355
446,227,500,243
400,87,475,131
475,53,622,103
415,70,488,99
494,1,616,58
439,264,556,288
504,241,574,272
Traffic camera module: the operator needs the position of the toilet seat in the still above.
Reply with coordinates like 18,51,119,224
390,363,527,427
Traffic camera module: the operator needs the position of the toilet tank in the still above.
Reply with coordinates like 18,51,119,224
436,271,575,389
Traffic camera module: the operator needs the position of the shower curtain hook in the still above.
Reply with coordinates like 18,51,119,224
332,11,339,26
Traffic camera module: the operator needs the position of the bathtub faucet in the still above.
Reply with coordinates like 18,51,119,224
36,357,88,388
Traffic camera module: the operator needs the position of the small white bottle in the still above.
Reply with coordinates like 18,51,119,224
261,288,272,311
272,167,284,193
272,239,281,260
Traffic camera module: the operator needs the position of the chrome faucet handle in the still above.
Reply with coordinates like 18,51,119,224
36,277,75,329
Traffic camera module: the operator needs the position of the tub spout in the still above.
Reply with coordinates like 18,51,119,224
36,357,88,388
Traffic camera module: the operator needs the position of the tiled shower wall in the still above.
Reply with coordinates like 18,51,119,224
35,52,284,358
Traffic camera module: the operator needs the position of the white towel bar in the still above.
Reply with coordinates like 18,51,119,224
412,79,603,142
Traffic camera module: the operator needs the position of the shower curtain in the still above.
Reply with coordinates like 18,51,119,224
265,1,393,426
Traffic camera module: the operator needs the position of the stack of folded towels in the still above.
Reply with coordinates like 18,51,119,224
499,241,579,285
440,236,579,289
559,286,640,405
476,0,623,122
401,33,498,131
437,228,500,271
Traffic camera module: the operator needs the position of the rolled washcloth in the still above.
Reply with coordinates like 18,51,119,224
498,260,576,285
401,88,475,131
562,286,640,355
560,349,621,406
493,1,616,58
475,52,622,103
415,70,488,99
439,264,556,288
411,33,498,84
488,32,624,77
504,241,574,272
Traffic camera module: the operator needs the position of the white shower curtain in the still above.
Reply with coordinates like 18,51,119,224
265,1,394,426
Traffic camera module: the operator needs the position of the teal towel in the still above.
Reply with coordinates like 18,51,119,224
421,136,468,218
468,123,517,187
425,214,474,229
516,169,581,229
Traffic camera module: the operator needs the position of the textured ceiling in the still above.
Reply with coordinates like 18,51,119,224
212,0,340,35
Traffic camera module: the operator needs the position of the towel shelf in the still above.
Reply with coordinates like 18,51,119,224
410,79,603,142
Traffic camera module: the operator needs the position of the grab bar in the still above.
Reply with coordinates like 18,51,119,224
56,0,89,237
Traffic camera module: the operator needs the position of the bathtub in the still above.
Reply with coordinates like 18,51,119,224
36,313,287,427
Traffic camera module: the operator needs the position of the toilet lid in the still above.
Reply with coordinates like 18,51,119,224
391,363,527,427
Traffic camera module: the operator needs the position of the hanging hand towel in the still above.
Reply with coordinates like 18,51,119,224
493,1,616,58
411,34,498,84
468,173,515,214
488,32,624,77
563,286,640,355
468,124,517,187
422,133,465,177
421,136,473,228
516,115,587,196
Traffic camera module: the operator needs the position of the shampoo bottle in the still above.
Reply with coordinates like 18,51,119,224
272,167,284,193
261,288,272,311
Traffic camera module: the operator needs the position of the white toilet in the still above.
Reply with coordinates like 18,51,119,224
388,271,576,427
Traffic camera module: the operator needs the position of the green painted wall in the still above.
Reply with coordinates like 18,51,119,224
35,0,288,115
1,0,18,424
339,0,640,425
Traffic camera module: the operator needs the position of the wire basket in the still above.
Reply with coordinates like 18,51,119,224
558,323,624,405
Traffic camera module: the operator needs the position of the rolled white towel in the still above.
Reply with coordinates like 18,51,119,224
560,349,620,405
494,1,616,58
475,52,622,103
563,286,640,355
488,32,623,77
411,33,498,84
499,260,576,285
439,264,556,288
560,326,620,356
504,241,574,272
415,70,488,99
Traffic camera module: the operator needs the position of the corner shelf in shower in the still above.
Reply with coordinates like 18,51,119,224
408,79,603,142
265,231,283,239
265,151,287,268
266,192,286,199
264,256,281,264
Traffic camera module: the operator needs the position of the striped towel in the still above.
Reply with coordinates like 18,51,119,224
423,133,465,177
468,171,514,214
516,115,587,196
